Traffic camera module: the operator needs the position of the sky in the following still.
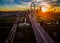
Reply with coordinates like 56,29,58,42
0,0,60,11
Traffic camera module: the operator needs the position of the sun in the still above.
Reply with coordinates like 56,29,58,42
41,7,48,12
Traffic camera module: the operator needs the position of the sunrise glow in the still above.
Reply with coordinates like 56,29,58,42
41,7,48,12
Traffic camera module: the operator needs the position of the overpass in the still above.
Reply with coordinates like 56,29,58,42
5,15,19,43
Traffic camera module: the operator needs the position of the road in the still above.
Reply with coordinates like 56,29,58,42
29,12,55,43
5,16,19,43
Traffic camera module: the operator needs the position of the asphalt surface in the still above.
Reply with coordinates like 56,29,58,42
5,16,19,43
29,13,55,43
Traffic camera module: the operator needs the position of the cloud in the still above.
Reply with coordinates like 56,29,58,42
0,0,32,9
33,0,60,6
1,0,14,2
9,0,14,2
0,0,15,5
0,0,60,7
0,0,32,5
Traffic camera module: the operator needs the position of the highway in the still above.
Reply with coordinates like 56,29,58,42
5,15,19,43
29,12,55,43
4,11,55,43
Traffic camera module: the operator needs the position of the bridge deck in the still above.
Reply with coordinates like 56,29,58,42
5,16,19,43
29,13,55,43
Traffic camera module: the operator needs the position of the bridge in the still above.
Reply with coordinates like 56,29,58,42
4,2,55,43
5,15,19,43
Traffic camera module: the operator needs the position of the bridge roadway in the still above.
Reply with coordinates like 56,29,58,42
29,13,55,43
5,16,19,43
4,12,55,43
